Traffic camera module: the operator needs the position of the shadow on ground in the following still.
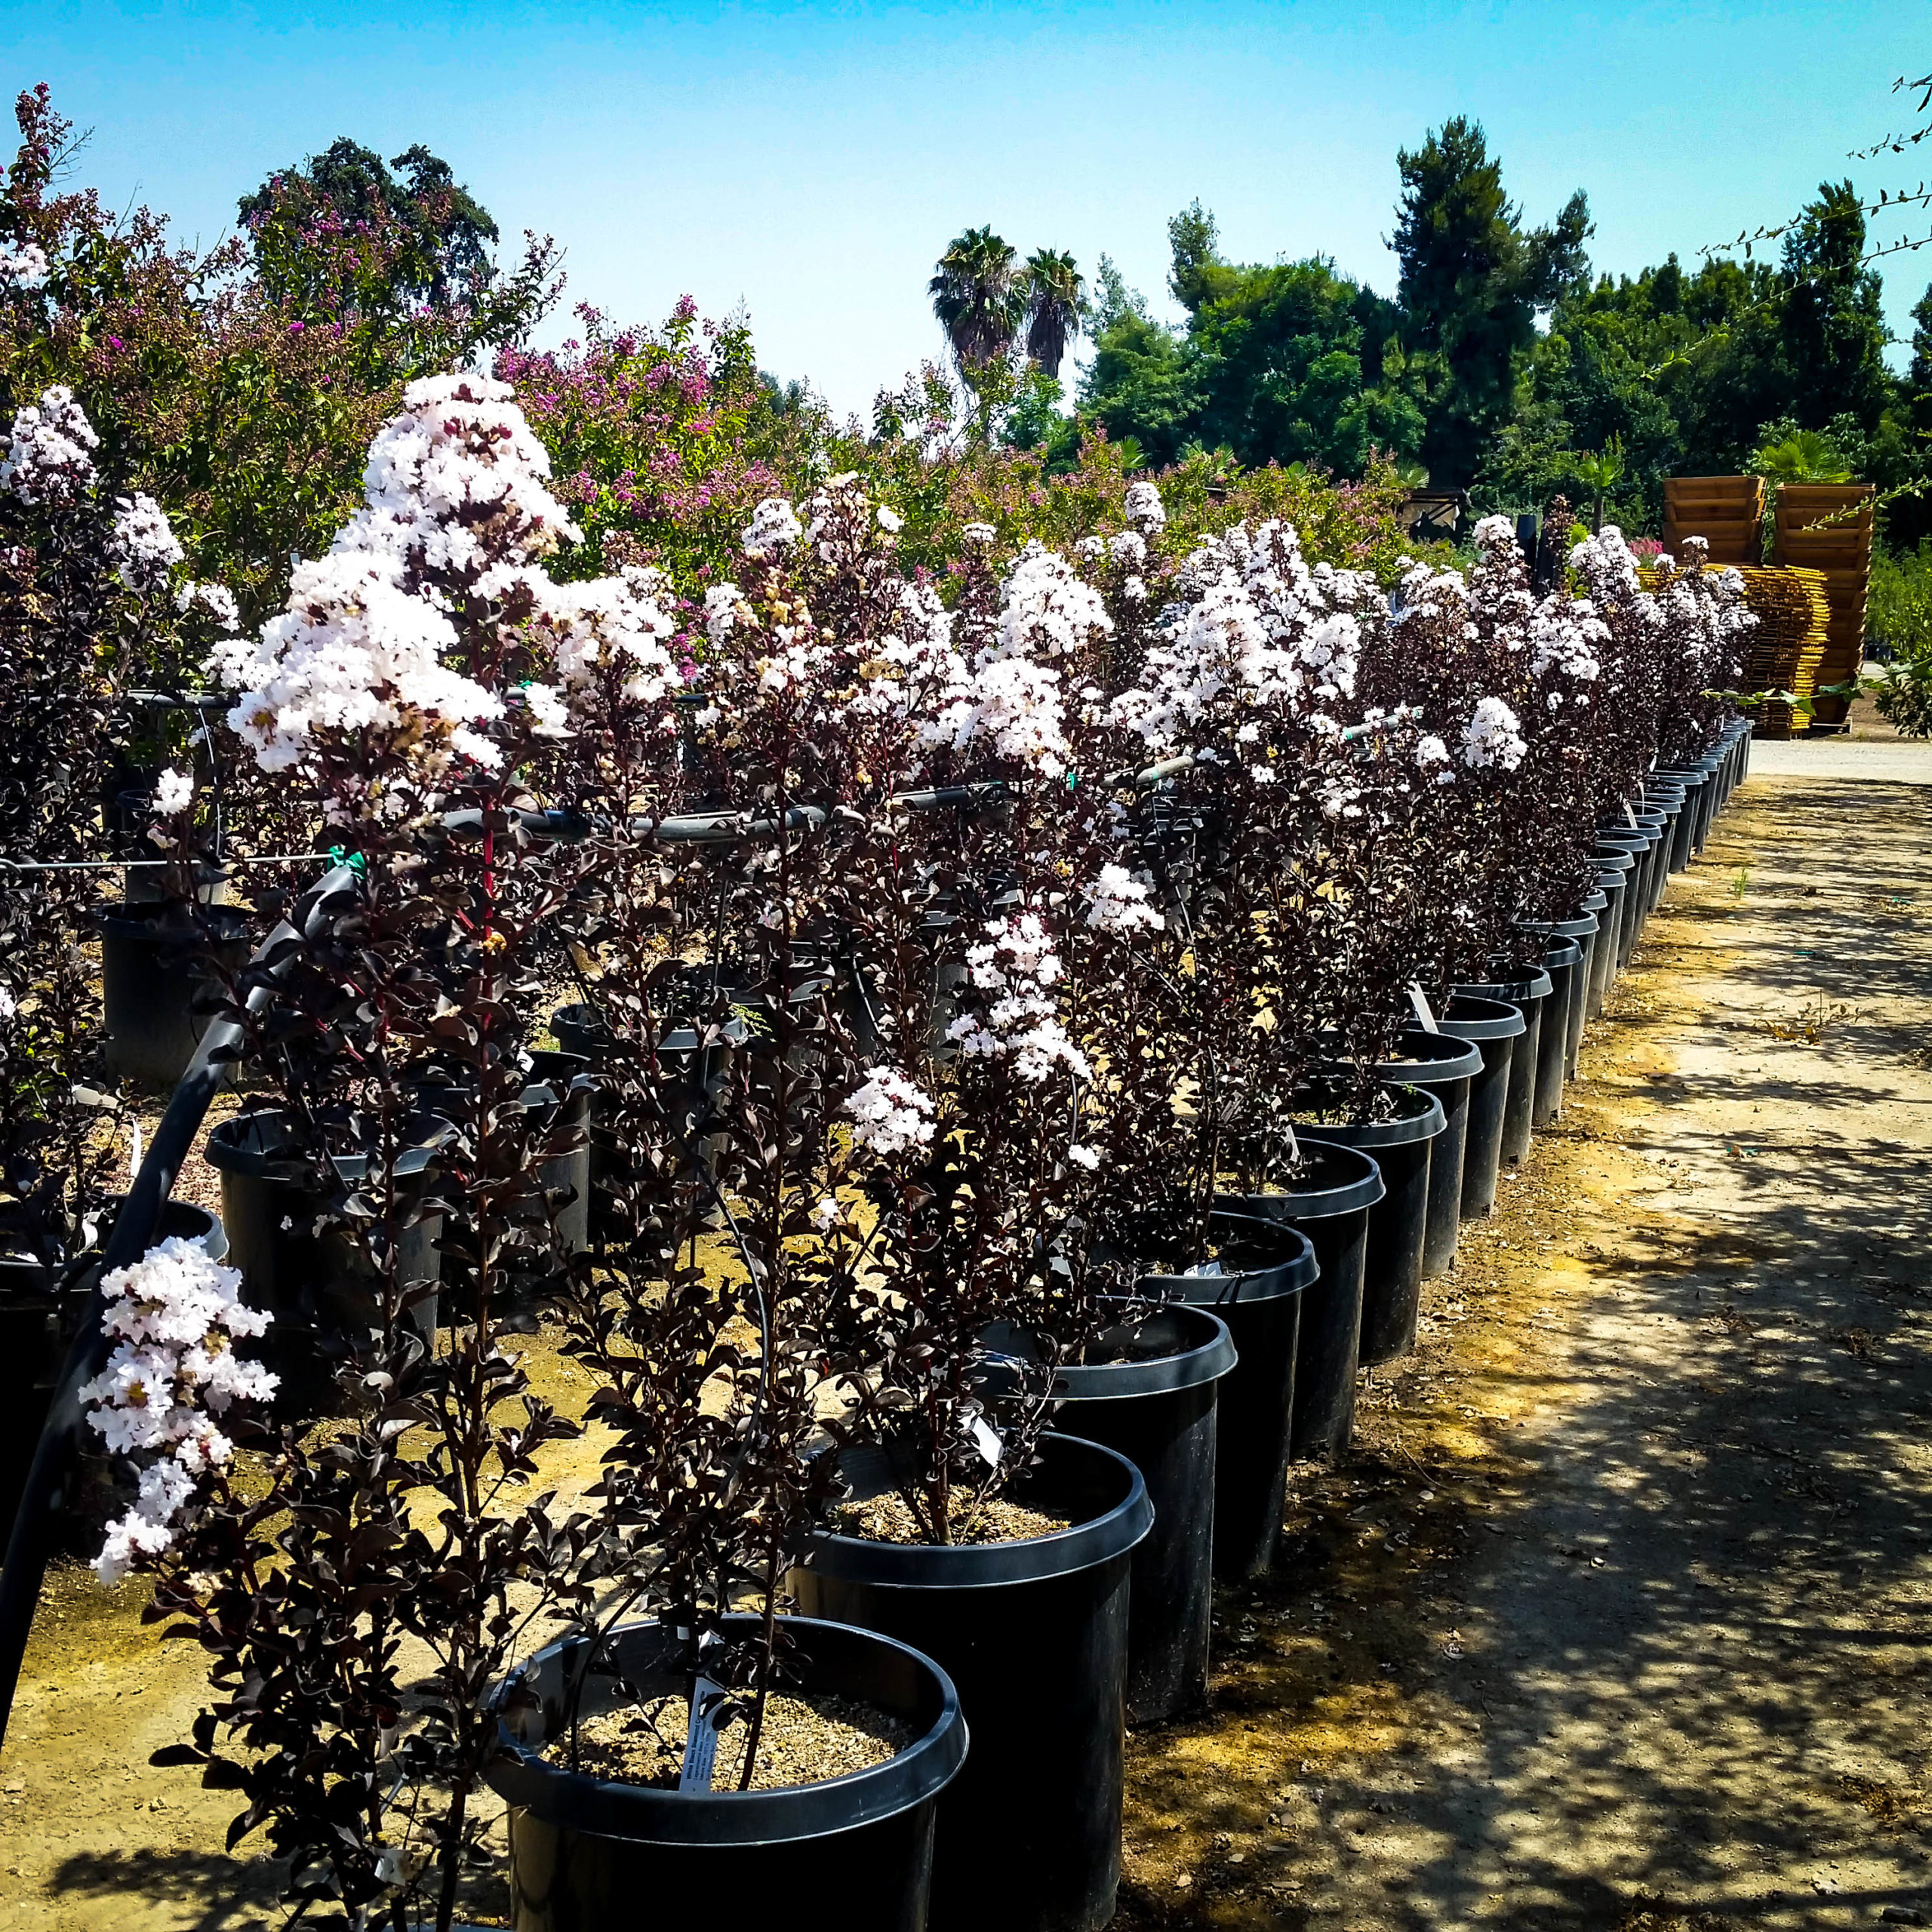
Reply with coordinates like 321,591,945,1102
1115,772,1932,1931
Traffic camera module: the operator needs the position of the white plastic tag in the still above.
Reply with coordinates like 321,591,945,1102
969,1415,1002,1467
1623,804,1638,828
1407,984,1440,1032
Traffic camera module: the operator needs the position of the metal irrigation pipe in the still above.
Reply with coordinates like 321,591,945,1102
0,860,362,1755
0,852,323,875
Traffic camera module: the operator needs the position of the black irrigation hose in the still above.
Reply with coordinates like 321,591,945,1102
0,862,361,1753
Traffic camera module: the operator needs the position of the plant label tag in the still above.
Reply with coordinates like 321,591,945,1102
1407,984,1440,1032
969,1415,1002,1467
1623,804,1638,828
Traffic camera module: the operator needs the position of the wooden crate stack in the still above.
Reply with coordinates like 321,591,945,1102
1772,483,1874,728
1727,565,1831,740
1663,475,1764,565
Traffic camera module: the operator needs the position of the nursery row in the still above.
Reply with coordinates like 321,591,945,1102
0,374,1756,1931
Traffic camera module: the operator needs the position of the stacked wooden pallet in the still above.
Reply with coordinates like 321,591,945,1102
1727,565,1831,740
1663,475,1764,565
1772,484,1873,728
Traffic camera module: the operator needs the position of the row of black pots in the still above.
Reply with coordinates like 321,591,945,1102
0,1197,226,1540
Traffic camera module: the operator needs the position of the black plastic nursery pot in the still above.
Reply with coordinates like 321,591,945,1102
1141,1213,1318,1585
1613,817,1665,931
1654,769,1709,871
789,1432,1152,1932
1292,1085,1443,1382
1452,965,1552,1168
1631,811,1671,916
1588,869,1629,1020
1004,1302,1237,1720
1434,995,1526,1220
1567,889,1609,1075
1519,907,1599,1090
97,902,250,1088
1355,1029,1482,1286
527,1050,592,1260
205,1108,441,1405
1228,1140,1384,1464
1596,832,1655,970
1,1198,224,1540
1700,749,1728,839
485,1614,968,1932
1532,938,1584,1129
549,999,746,1241
1687,765,1718,853
1593,832,1641,955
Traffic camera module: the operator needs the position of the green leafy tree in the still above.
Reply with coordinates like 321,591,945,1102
0,86,559,620
1392,115,1591,488
1079,213,1423,475
239,138,505,316
1774,181,1893,433
1753,427,1851,484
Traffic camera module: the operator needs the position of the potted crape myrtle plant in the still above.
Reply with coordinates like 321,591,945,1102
494,481,979,1929
111,384,970,1932
0,380,241,1526
1069,512,1388,1533
685,488,1151,1932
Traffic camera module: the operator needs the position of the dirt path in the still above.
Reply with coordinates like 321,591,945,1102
3,750,1930,1930
1119,757,1932,1930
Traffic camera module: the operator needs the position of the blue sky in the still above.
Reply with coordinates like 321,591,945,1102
7,1,1930,415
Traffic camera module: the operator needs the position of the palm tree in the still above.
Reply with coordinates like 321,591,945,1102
1574,435,1626,534
1753,429,1851,486
1021,248,1087,380
929,227,1024,371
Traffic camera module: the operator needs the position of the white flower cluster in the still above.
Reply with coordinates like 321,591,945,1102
224,549,506,774
0,384,98,506
743,496,802,557
1124,480,1167,532
110,493,184,595
358,372,579,580
222,374,670,781
1570,526,1755,685
1529,600,1605,686
993,542,1113,665
0,241,48,288
1083,863,1164,934
151,767,193,815
874,542,1098,781
82,1237,276,1586
1112,520,1368,750
845,1065,937,1157
535,566,679,708
947,912,1091,1084
176,580,241,631
1461,695,1528,772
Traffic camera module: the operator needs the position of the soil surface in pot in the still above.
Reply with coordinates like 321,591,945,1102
836,1491,1070,1544
544,1690,911,1791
